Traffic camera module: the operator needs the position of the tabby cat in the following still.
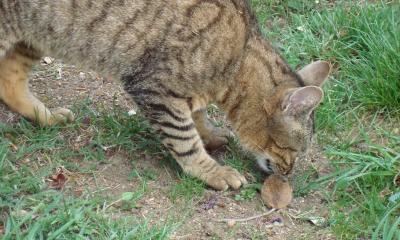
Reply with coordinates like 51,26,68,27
0,0,330,190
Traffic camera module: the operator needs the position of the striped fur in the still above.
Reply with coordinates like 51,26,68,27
0,0,330,190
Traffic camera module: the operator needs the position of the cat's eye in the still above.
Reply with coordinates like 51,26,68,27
272,139,297,152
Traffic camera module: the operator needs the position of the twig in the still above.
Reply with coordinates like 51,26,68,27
215,208,276,223
394,170,400,186
103,199,122,211
282,210,295,226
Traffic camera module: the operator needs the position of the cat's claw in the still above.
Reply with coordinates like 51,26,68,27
206,166,247,191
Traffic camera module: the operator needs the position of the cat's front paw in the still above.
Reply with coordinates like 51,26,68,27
206,166,247,191
48,108,74,125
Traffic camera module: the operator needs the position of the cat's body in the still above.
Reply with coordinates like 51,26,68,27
0,0,330,190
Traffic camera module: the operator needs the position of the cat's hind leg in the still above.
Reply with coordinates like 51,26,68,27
192,109,233,151
0,43,74,125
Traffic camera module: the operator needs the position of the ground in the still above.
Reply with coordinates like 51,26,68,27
0,60,334,239
1,1,399,239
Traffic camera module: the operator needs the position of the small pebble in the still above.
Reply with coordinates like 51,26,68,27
128,109,137,116
79,72,86,80
227,220,236,228
42,56,53,65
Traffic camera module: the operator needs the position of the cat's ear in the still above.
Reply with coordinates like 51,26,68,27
297,61,330,86
282,86,323,116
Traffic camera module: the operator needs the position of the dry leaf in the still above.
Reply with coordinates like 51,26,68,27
379,188,392,200
200,195,218,211
395,174,400,187
49,173,67,190
48,167,69,190
307,216,326,227
73,187,84,197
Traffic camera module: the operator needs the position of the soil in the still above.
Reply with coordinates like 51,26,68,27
0,59,336,239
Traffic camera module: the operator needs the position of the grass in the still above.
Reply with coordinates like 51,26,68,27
1,0,400,239
0,104,178,239
251,0,400,239
168,175,205,203
325,133,399,238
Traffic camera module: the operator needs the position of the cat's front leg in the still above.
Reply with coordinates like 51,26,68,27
130,90,246,190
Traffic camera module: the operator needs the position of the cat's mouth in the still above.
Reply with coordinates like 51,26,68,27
256,154,296,175
256,156,277,173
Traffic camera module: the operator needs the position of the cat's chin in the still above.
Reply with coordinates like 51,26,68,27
255,154,276,173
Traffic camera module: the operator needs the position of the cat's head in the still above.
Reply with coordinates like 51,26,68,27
244,61,331,175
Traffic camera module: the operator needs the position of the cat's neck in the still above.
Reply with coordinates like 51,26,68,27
215,36,299,145
216,37,272,119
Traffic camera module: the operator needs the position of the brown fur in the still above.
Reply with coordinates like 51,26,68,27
0,0,330,190
261,174,293,209
0,43,74,125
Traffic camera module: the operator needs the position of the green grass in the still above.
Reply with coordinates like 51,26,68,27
0,185,171,239
0,153,174,239
324,132,399,238
168,175,205,203
0,103,178,239
251,0,400,238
